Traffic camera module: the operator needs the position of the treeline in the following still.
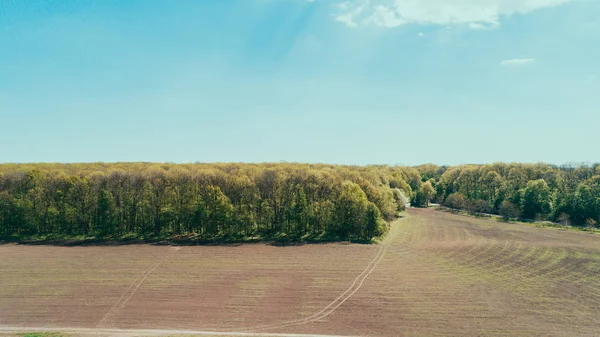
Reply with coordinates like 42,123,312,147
0,163,417,242
3,162,597,242
412,163,600,227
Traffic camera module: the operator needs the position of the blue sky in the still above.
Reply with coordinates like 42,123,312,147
1,0,598,165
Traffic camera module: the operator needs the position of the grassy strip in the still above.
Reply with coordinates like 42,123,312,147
434,206,599,234
17,333,68,337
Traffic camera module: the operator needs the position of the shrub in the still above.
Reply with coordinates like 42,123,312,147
556,213,571,226
499,200,520,220
444,193,465,210
465,199,492,214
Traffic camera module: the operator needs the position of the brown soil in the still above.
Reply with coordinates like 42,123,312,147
1,208,599,336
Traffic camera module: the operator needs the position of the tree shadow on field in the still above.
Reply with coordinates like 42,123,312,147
0,235,377,248
1,237,255,247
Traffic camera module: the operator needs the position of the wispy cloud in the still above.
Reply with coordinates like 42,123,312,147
501,58,536,66
334,0,572,29
469,22,500,30
335,13,358,28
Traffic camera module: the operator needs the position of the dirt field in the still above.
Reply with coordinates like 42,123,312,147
2,208,600,336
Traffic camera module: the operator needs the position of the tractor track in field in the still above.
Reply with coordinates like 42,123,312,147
238,223,399,333
236,217,408,333
429,234,600,303
419,209,600,311
96,247,182,328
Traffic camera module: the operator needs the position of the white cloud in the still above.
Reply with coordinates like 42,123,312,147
365,5,405,27
335,13,358,27
334,0,572,29
501,58,536,66
469,22,500,30
336,1,350,10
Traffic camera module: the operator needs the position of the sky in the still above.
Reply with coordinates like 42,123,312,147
0,0,598,166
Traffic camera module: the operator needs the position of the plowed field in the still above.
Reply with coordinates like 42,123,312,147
1,208,600,336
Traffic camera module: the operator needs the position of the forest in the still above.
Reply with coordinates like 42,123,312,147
0,162,598,242
416,163,600,228
0,163,414,241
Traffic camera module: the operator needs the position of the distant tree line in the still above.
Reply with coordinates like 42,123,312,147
412,163,600,228
3,162,597,241
0,163,418,241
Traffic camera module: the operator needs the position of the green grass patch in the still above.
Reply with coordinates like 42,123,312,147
435,206,599,235
17,333,68,337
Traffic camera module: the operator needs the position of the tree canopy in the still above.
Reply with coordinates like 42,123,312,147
1,162,598,242
0,163,415,242
424,162,600,226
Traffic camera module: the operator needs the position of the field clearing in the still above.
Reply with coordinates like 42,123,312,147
1,208,600,336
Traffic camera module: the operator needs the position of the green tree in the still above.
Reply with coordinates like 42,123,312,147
480,170,503,205
97,189,116,235
571,176,600,225
292,185,309,234
201,185,233,236
365,202,386,240
521,179,552,220
414,181,436,207
332,181,369,240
